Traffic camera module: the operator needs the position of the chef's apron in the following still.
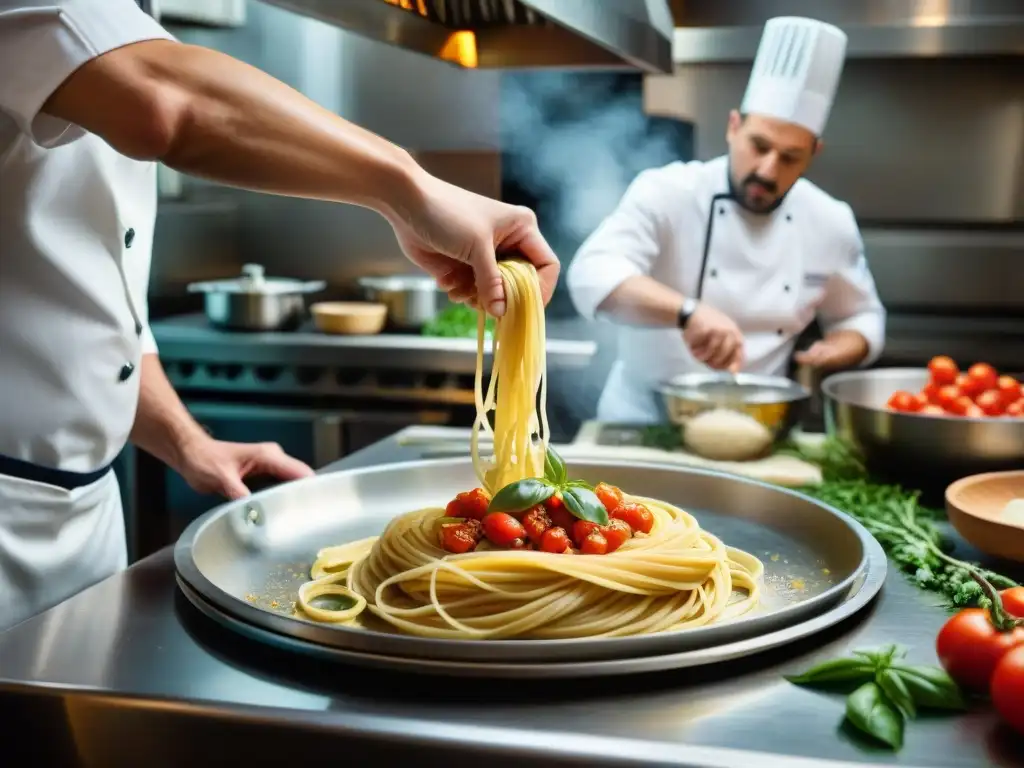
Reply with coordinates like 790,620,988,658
0,457,126,632
596,185,812,424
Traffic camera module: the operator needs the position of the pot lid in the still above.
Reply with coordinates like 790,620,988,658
187,264,326,295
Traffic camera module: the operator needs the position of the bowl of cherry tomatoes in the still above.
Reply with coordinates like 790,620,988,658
822,359,1024,495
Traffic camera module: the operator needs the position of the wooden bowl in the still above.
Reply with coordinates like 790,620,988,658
310,302,387,335
946,471,1024,563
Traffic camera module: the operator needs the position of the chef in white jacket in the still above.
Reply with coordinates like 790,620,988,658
567,17,885,423
0,0,558,631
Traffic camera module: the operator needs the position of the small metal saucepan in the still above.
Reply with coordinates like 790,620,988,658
188,264,326,331
356,274,440,331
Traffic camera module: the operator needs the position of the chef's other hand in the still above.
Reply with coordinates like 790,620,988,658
793,331,870,370
684,303,745,373
390,172,560,318
177,437,314,500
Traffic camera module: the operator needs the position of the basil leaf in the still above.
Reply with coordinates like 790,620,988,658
562,485,609,525
786,658,876,687
565,479,594,491
877,669,916,720
488,479,556,514
845,682,904,750
543,445,567,486
890,664,966,711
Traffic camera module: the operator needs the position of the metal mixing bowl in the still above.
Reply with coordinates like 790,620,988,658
823,368,1024,496
356,275,440,330
657,372,810,441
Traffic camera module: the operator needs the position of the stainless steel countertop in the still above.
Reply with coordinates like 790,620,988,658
150,313,597,373
1,434,1022,768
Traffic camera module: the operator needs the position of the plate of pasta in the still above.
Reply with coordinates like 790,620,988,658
175,260,885,671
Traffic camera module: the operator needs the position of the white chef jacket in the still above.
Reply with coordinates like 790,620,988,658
0,0,173,630
567,156,886,423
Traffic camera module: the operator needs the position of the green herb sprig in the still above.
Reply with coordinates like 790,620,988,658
787,645,965,750
782,437,1017,608
487,445,608,525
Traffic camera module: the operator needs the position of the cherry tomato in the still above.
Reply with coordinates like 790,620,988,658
602,519,633,553
1006,400,1024,418
482,512,527,549
539,526,572,554
594,482,624,512
954,373,984,399
439,520,482,554
919,404,947,417
928,355,959,385
968,362,998,392
936,385,962,411
521,506,551,545
963,404,985,418
579,530,609,555
572,519,601,548
544,494,575,531
976,389,1005,417
922,381,942,403
997,376,1022,405
946,395,974,417
991,645,1024,736
444,488,491,521
611,501,655,534
887,390,918,412
912,392,930,411
936,608,1024,691
1002,587,1024,617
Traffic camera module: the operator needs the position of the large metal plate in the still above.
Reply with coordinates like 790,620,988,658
176,459,882,665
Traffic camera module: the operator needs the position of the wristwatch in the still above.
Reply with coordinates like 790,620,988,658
677,298,699,329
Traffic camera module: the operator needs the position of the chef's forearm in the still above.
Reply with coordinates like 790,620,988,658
130,355,207,474
42,40,423,224
597,276,685,327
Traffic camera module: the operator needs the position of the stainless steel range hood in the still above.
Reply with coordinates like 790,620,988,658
670,0,1024,62
257,0,674,72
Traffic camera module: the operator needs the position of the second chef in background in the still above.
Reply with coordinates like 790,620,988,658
567,17,886,423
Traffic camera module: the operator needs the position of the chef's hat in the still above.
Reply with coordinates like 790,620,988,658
740,17,848,136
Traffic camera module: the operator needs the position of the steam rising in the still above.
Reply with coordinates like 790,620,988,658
500,73,687,250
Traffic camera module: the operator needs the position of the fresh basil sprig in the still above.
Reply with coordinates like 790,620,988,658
487,445,608,525
786,644,964,751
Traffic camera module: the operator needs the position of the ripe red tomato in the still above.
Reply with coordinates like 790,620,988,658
968,362,998,392
946,395,974,417
611,501,655,534
991,645,1024,736
445,488,491,520
521,506,551,545
594,482,624,512
1002,587,1024,617
928,355,959,385
544,494,575,531
976,389,1006,417
579,530,609,555
922,381,942,403
539,526,571,554
912,392,930,411
572,519,601,548
887,390,918,412
439,520,483,554
936,385,962,411
963,403,985,418
996,375,1021,404
1006,400,1024,418
482,512,527,549
936,608,1024,691
919,404,947,417
956,372,985,399
602,519,633,553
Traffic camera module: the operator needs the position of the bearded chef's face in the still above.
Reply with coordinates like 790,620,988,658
725,111,820,213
